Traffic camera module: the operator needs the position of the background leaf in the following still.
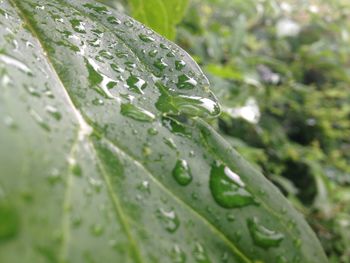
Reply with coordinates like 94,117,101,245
127,0,189,40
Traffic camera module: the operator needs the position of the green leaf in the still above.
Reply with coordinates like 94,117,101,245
127,0,189,40
0,0,327,262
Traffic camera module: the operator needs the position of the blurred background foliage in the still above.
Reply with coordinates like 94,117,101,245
100,0,350,261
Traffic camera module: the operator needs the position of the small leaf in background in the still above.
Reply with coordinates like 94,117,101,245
128,0,189,39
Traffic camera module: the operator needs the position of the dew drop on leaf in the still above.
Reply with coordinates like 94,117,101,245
175,60,186,70
164,137,177,150
45,105,61,121
177,74,197,89
138,34,155,43
155,83,220,117
147,127,158,135
193,243,211,263
209,163,255,208
172,159,192,186
148,49,158,57
247,217,284,248
154,58,168,71
120,103,155,122
170,244,186,263
107,16,121,25
156,208,180,233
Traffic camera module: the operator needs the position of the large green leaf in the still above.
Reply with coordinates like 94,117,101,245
0,0,327,262
128,0,189,40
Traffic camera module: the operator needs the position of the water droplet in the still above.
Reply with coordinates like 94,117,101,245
137,180,150,194
154,58,168,71
30,109,50,132
70,19,86,33
3,116,17,130
175,60,186,70
147,127,158,135
92,98,104,106
193,243,211,263
83,3,111,14
164,137,177,150
98,50,113,60
85,58,116,99
247,217,284,248
107,16,121,25
110,63,124,73
172,159,192,186
25,85,41,97
47,168,61,185
226,213,235,222
162,116,192,137
148,49,158,57
177,74,197,89
209,163,255,208
156,83,221,117
45,105,62,121
170,245,186,263
89,178,102,193
156,208,180,233
139,34,155,43
126,75,147,94
120,103,155,122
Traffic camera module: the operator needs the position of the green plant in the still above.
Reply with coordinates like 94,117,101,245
0,0,328,262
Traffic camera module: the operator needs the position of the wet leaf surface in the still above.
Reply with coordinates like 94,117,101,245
0,0,327,262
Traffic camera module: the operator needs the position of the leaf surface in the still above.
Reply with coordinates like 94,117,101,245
0,1,327,262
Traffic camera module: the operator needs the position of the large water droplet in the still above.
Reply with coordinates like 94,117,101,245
172,159,192,186
126,75,147,94
156,208,180,233
177,74,197,89
247,217,284,248
209,163,255,208
120,103,155,122
156,83,220,117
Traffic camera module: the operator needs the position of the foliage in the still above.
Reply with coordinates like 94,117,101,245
127,0,189,40
0,0,329,262
172,0,350,262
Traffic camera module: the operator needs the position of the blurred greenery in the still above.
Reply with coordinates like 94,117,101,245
103,0,350,261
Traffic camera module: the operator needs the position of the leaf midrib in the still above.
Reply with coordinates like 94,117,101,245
10,0,252,262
